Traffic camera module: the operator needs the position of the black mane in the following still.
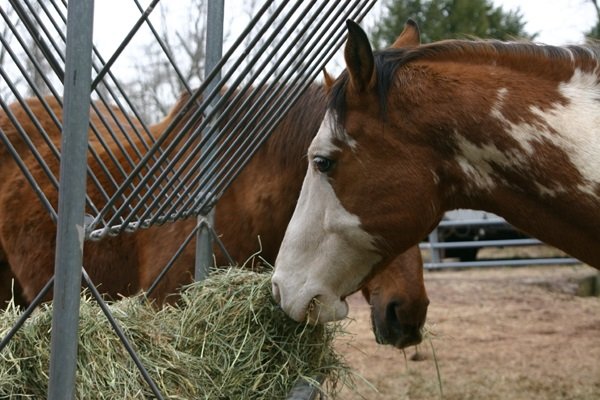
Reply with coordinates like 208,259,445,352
329,39,600,128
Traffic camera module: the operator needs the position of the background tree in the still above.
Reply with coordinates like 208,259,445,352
123,0,314,122
0,4,19,100
370,0,535,49
586,0,600,39
0,0,54,100
124,0,208,122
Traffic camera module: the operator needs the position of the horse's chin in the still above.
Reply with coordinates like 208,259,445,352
373,322,424,349
392,329,423,349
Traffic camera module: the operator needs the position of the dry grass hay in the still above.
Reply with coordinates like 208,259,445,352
0,269,352,399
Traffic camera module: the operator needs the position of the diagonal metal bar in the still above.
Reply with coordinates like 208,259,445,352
108,0,308,230
84,0,377,239
81,269,165,399
8,0,65,81
0,276,54,353
91,0,161,90
143,0,326,221
143,223,200,299
193,2,378,215
163,0,370,218
147,0,361,221
132,0,192,95
0,94,59,221
43,0,185,222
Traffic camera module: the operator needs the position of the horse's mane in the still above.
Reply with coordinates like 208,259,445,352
330,39,600,128
167,84,326,170
227,84,326,170
264,84,326,169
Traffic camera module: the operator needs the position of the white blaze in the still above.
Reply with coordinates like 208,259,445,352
272,111,381,323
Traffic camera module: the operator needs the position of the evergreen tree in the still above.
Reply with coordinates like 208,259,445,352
371,0,535,49
586,0,600,39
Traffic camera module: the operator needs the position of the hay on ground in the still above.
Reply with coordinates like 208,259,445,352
0,268,352,399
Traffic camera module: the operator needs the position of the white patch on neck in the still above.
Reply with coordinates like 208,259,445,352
457,71,600,199
453,130,521,192
534,69,600,197
490,87,508,120
455,88,525,192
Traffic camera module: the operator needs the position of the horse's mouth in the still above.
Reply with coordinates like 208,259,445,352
306,295,349,324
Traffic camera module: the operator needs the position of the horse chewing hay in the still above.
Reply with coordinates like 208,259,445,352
1,84,428,348
273,19,600,324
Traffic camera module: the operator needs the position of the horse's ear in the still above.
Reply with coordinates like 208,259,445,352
344,20,376,93
322,68,335,90
390,18,421,48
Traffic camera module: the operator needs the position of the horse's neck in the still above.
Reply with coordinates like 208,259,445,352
444,69,600,266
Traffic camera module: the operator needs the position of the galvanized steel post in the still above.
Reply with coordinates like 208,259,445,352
47,0,95,398
428,229,442,265
195,0,224,280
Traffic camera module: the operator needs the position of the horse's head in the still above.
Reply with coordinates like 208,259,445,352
361,246,428,348
272,20,442,324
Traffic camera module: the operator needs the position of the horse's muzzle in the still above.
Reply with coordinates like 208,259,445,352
371,299,426,349
373,320,424,349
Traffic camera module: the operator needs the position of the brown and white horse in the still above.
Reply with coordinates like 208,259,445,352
272,19,600,324
0,83,428,348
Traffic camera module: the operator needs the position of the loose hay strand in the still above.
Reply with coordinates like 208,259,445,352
0,268,353,399
429,337,444,400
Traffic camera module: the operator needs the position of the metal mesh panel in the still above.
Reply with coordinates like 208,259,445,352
0,1,377,398
1,0,376,241
86,0,377,239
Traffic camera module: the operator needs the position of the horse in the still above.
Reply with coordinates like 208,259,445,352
271,19,600,324
0,83,428,348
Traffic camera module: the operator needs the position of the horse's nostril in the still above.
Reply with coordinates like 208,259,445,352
385,300,402,324
272,283,281,304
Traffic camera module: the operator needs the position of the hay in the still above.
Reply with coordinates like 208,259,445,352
0,269,351,399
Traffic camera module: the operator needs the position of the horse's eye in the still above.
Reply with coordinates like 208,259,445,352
313,156,335,173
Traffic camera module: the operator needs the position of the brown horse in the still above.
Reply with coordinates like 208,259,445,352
0,84,428,348
272,19,600,324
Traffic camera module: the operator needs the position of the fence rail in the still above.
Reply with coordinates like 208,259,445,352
422,210,580,269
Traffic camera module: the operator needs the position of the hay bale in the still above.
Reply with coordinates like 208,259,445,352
0,269,351,399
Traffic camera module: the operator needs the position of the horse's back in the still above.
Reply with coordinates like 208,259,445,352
0,97,62,168
0,96,147,304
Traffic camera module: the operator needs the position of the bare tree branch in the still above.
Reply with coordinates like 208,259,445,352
124,0,208,122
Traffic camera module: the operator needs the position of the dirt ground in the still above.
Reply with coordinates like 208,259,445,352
333,264,600,400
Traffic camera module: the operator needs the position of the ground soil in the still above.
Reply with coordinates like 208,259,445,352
333,264,600,400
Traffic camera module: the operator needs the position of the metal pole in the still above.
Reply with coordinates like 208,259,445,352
428,229,442,264
195,0,224,280
47,0,94,398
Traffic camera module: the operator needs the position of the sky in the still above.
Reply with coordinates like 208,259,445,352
492,0,597,44
86,0,600,83
93,0,599,53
